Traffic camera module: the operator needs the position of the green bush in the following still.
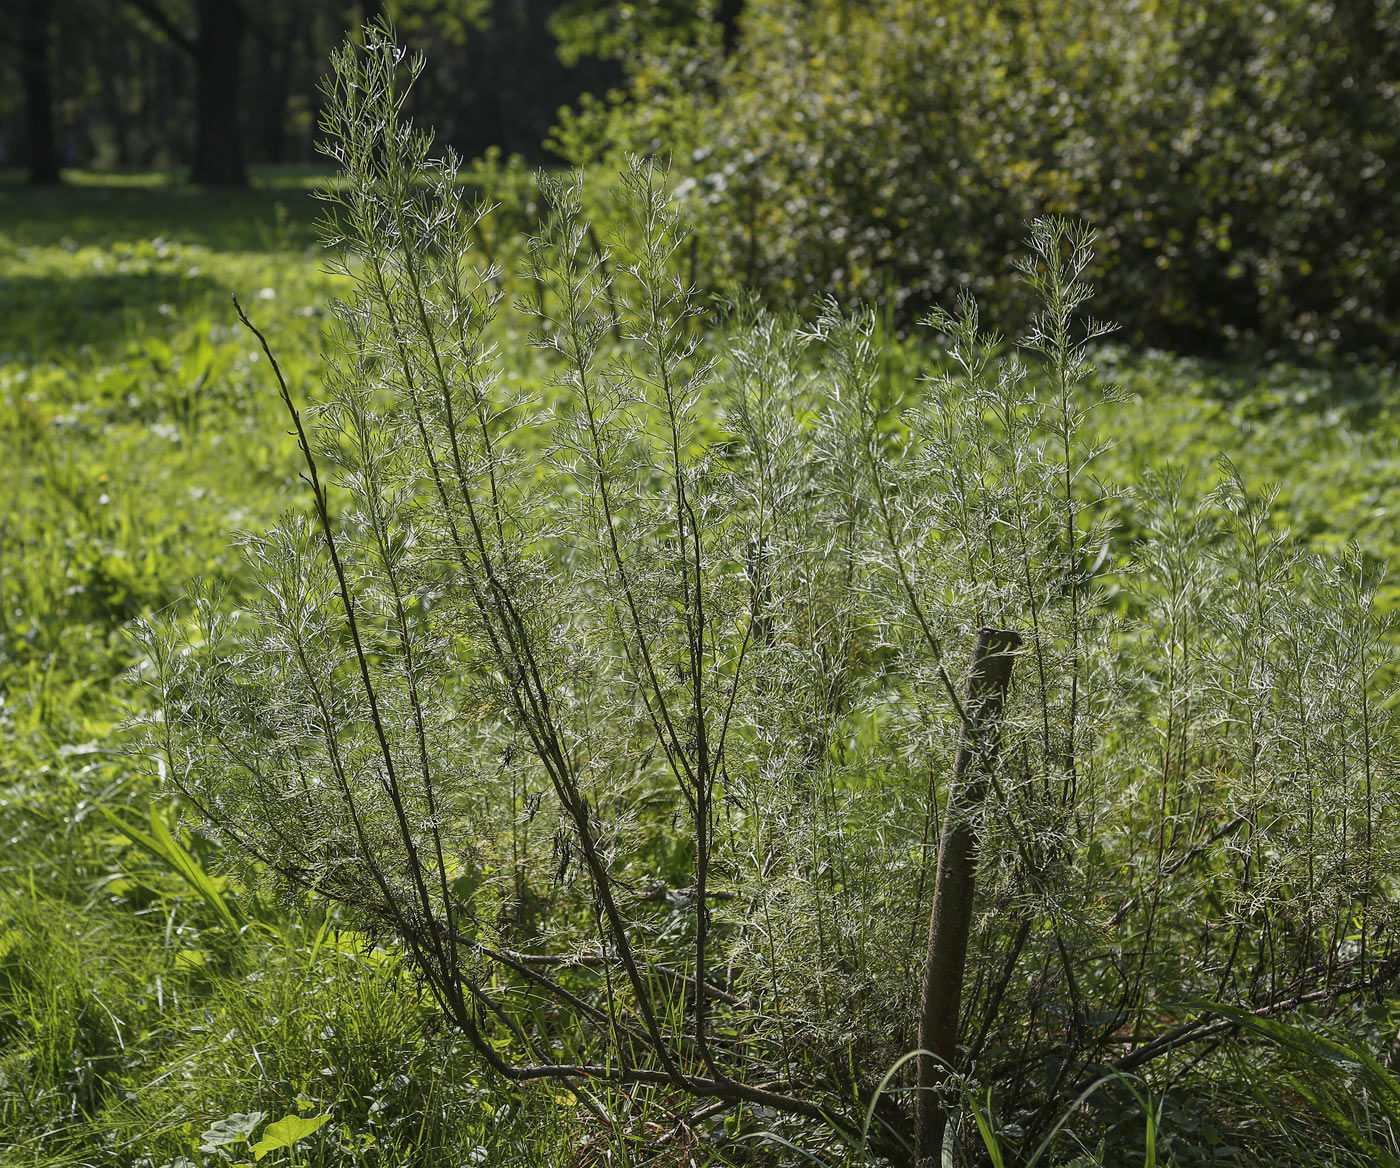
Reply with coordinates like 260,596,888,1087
134,27,1400,1165
554,0,1400,360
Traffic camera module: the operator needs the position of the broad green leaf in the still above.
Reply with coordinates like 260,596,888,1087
1209,1004,1400,1110
1208,1004,1400,1165
199,1111,266,1152
251,1113,332,1160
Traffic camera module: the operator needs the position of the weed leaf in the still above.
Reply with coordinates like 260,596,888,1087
251,1112,332,1160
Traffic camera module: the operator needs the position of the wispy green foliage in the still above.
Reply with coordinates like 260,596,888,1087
6,24,1400,1168
126,26,1400,1167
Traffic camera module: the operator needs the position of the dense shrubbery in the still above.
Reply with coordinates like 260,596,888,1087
554,0,1400,360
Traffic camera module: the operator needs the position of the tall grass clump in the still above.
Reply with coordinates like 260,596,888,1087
132,25,1400,1166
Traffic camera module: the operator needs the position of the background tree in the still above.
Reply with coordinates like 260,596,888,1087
556,0,1400,362
123,0,249,187
550,0,740,65
0,0,621,180
19,0,62,186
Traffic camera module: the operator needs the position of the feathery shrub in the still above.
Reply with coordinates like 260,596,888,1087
134,27,1400,1165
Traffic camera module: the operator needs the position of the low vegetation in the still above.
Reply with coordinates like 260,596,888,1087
5,26,1400,1168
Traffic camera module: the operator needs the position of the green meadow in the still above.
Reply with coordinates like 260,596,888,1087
4,167,1400,1167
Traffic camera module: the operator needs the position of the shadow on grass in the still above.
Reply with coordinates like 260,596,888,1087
0,167,330,252
0,269,228,364
1108,348,1400,431
0,163,532,254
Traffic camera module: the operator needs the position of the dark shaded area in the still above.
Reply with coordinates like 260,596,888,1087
0,172,325,250
20,0,60,186
411,3,621,162
718,0,743,55
0,0,623,189
188,0,247,188
0,269,225,364
123,0,251,188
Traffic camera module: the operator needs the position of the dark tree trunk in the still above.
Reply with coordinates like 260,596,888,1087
263,74,290,166
102,44,134,167
256,30,293,165
190,0,247,187
718,0,744,56
915,628,1021,1166
300,17,321,163
22,0,62,186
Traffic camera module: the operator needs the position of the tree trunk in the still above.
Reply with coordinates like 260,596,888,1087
22,0,62,186
301,16,322,163
190,0,247,188
257,30,292,165
915,627,1021,1165
718,0,744,56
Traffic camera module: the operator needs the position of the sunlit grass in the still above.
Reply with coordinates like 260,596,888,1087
3,168,1400,1166
0,170,566,1167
